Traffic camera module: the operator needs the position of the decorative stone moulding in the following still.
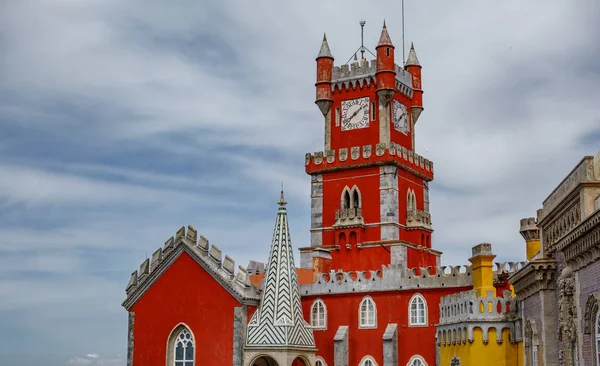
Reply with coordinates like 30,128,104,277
305,143,434,180
334,207,364,227
437,321,518,346
123,225,259,309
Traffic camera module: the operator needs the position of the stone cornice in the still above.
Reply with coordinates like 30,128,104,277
509,258,557,300
560,209,600,270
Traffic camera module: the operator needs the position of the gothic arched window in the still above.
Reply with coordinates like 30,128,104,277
343,190,351,210
315,357,327,366
353,189,360,209
409,294,427,326
407,355,427,366
167,325,195,366
311,299,327,329
359,356,377,366
359,296,377,328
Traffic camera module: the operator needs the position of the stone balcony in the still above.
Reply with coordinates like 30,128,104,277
407,209,432,229
334,207,364,227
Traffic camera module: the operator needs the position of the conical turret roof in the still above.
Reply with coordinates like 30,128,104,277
245,191,315,349
317,33,333,59
376,21,394,48
405,42,420,66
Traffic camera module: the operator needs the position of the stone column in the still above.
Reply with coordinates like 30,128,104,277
382,324,398,366
127,312,134,366
233,306,247,366
334,326,349,366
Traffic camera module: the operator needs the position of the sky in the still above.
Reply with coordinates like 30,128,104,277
0,0,599,365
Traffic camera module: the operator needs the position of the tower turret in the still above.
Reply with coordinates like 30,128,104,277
375,22,396,144
469,243,497,297
519,217,540,261
315,34,334,117
405,43,424,126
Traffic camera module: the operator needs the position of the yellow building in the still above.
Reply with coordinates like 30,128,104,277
436,243,523,366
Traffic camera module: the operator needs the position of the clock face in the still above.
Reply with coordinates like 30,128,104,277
341,97,370,131
393,100,408,135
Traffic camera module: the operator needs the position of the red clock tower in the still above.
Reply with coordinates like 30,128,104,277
302,23,437,273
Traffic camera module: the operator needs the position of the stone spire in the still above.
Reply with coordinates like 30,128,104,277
405,42,420,67
376,20,394,48
317,33,333,59
245,191,315,352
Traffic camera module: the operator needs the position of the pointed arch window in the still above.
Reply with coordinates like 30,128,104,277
311,299,327,329
359,356,377,366
315,357,327,366
167,325,195,366
359,296,377,328
343,190,351,210
407,355,427,366
353,189,360,209
409,294,428,326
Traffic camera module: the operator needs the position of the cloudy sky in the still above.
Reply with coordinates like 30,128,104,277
1,0,599,364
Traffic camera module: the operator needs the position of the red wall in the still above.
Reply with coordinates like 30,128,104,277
131,252,241,366
301,288,470,366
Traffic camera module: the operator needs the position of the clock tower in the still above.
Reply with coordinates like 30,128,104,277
302,22,438,272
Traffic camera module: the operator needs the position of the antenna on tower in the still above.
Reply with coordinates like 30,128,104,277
345,20,376,64
360,19,366,60
402,0,406,63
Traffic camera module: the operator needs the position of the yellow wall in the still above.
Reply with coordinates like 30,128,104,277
525,239,540,261
470,255,496,297
439,328,520,366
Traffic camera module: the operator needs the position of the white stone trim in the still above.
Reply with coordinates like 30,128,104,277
359,355,379,366
315,356,328,366
406,354,428,366
165,322,196,366
359,296,377,329
408,293,428,327
310,298,327,330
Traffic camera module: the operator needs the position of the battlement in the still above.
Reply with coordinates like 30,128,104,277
519,217,540,241
330,61,413,97
122,225,259,309
438,290,517,325
305,143,434,181
298,260,525,296
299,264,473,296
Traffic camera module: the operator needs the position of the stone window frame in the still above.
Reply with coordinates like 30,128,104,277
165,323,195,366
358,355,378,366
341,185,362,210
524,319,539,366
406,354,428,366
359,296,377,329
584,293,600,366
310,298,327,330
406,189,416,214
408,293,428,327
315,356,327,366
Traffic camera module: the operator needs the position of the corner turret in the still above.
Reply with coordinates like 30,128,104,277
375,22,396,145
315,34,334,118
405,43,424,126
519,217,540,261
469,243,497,297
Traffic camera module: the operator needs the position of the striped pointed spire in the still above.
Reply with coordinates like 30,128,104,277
245,191,315,349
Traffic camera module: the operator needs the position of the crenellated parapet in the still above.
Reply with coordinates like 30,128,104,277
438,290,517,325
437,290,519,345
122,225,260,309
305,142,434,181
299,264,473,296
330,61,413,98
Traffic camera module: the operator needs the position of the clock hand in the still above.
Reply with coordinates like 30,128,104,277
349,107,362,121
